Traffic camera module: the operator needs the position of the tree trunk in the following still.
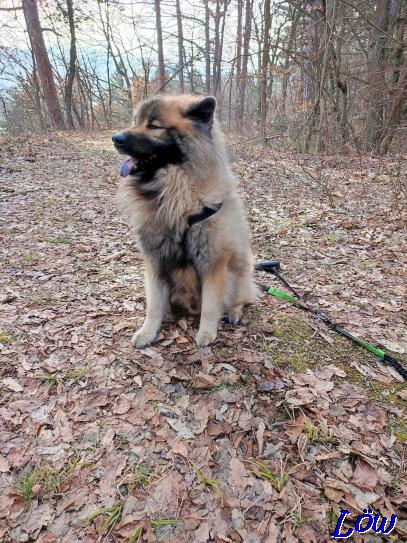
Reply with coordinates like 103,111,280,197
212,0,230,100
65,0,77,128
154,0,166,88
367,0,391,151
204,0,211,94
22,0,65,128
236,0,243,88
260,0,271,138
376,56,407,154
239,0,253,119
281,6,300,115
175,0,185,93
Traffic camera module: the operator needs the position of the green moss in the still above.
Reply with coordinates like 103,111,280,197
0,330,18,345
389,417,407,443
21,251,39,265
53,235,72,245
215,346,235,359
274,315,312,343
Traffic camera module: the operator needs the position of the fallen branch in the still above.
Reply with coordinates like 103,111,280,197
101,250,126,263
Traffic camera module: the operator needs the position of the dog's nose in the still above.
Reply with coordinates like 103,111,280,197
112,133,126,144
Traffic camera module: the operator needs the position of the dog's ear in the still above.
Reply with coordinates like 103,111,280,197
186,96,216,125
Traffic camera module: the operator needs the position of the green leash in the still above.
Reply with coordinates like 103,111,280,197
255,261,407,381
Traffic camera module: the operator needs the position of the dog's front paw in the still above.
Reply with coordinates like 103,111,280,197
196,329,217,348
132,328,157,349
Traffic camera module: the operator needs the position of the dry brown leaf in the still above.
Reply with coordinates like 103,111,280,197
191,372,220,389
207,420,233,437
256,420,265,455
396,389,407,400
113,397,131,415
0,455,10,473
166,418,195,439
285,388,314,406
228,458,248,489
2,378,23,392
351,458,378,491
54,409,74,443
56,490,87,515
167,437,189,457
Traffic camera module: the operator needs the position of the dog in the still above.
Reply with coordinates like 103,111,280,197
112,94,256,348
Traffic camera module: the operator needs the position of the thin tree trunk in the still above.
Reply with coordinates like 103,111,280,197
204,0,211,94
212,1,230,100
236,0,243,86
239,0,253,119
281,6,300,115
22,0,65,128
367,0,391,151
65,0,77,128
260,0,271,138
154,0,166,88
317,0,338,152
304,1,326,152
27,29,45,129
175,0,185,93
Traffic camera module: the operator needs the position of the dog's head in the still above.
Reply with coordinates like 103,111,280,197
112,94,217,178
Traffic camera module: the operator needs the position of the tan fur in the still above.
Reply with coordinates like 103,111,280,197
116,94,257,348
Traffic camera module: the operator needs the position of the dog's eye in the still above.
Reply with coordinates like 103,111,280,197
148,123,163,130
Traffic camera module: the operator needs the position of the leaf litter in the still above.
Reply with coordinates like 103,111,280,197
0,132,406,542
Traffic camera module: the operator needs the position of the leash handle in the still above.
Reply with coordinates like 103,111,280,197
255,260,281,271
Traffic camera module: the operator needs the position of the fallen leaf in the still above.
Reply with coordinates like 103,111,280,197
0,456,10,473
228,458,248,489
2,378,23,392
166,418,195,439
352,458,378,491
207,420,233,437
54,409,74,443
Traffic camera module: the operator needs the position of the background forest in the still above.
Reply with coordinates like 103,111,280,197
1,0,406,155
1,2,407,542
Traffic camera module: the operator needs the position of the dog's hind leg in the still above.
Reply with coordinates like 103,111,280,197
132,260,169,349
227,304,243,325
226,257,257,325
196,260,228,348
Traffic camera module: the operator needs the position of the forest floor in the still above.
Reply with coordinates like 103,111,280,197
0,132,406,543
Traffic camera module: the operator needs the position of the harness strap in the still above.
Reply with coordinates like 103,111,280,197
187,202,223,226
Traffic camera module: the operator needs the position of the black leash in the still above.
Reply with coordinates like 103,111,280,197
255,260,407,381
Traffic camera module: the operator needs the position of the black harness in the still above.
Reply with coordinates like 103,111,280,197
187,202,223,226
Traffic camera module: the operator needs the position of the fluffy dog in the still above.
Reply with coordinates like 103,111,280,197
113,94,256,348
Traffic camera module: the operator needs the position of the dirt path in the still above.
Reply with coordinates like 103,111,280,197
1,133,406,542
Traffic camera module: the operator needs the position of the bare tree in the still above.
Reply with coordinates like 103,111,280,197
154,0,166,88
22,0,65,128
204,0,211,94
238,0,253,119
175,0,185,93
64,0,77,128
260,0,271,137
367,0,391,152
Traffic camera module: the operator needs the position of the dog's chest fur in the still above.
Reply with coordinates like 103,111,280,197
138,219,211,279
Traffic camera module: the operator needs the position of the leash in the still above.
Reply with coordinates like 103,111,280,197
255,260,407,381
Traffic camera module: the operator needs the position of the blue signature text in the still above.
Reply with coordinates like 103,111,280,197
331,509,397,538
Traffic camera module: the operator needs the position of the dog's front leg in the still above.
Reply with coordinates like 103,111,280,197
132,260,169,349
196,261,227,348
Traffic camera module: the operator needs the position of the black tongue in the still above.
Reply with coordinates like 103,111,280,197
120,158,138,177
